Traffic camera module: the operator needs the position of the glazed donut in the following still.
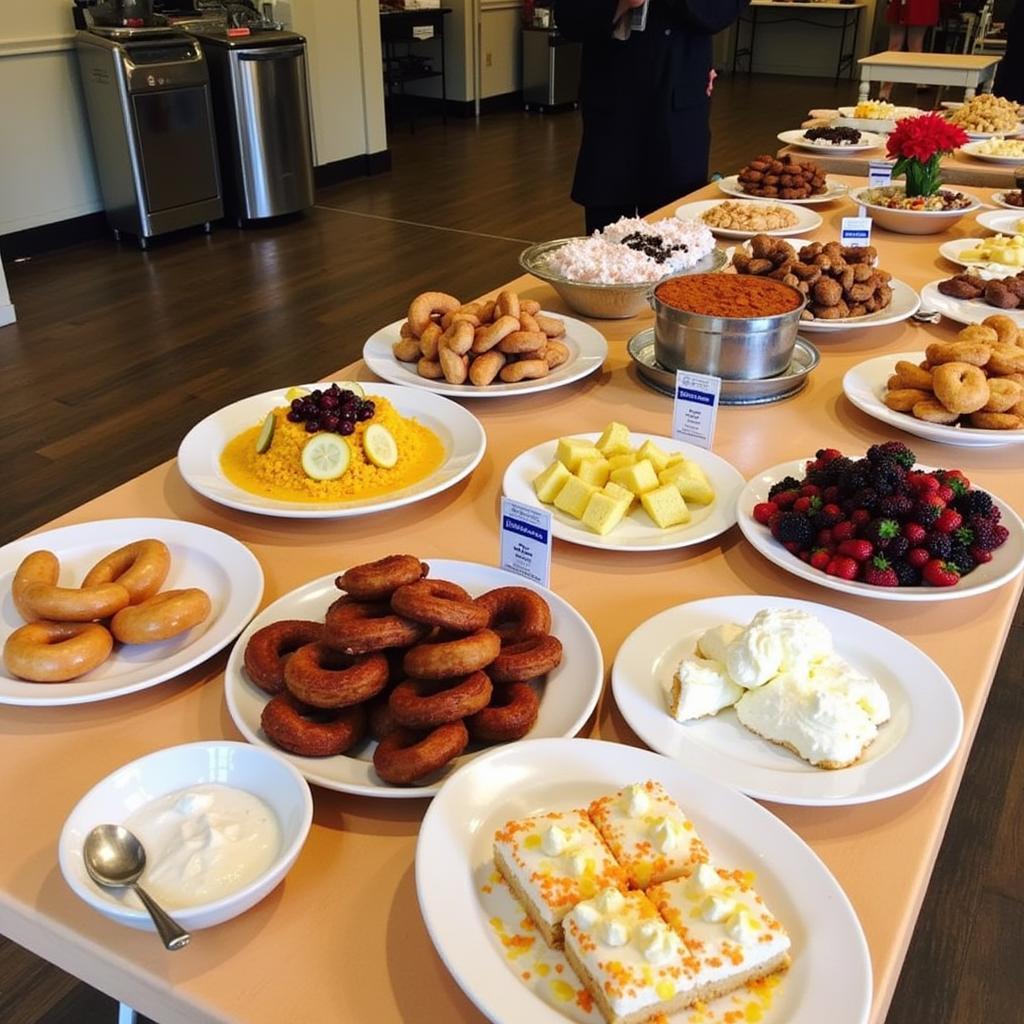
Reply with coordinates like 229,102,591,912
82,539,171,604
981,314,1019,347
244,619,324,695
474,586,552,643
932,361,990,415
467,681,540,743
912,398,960,425
884,388,932,413
925,340,991,367
471,314,520,354
323,597,430,654
372,721,469,785
982,377,1024,413
407,291,460,337
497,330,546,355
13,550,129,623
489,635,563,683
968,411,1023,429
388,670,493,728
893,361,933,391
499,359,549,383
261,692,366,757
468,350,506,386
390,579,490,632
283,643,389,708
110,588,211,644
402,628,501,680
3,621,113,683
336,555,429,600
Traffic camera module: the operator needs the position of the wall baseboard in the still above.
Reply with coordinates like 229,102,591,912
388,92,524,120
0,303,15,328
314,149,391,188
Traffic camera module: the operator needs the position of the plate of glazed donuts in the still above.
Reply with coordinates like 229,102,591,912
223,556,603,798
0,518,263,706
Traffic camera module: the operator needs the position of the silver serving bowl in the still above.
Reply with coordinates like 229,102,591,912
519,239,727,320
649,275,807,380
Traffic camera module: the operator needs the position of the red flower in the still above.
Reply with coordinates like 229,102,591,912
886,113,970,162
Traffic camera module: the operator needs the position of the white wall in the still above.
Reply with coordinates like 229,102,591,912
0,0,387,236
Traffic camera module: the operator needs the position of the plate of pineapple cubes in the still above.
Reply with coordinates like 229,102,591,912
502,422,746,551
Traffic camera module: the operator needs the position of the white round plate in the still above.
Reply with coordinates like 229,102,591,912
716,174,848,205
960,140,1024,164
938,237,1024,274
224,560,603,798
837,105,920,119
963,124,1024,140
738,458,1024,601
501,432,744,552
843,352,1024,448
416,737,872,1024
674,198,822,239
0,518,263,706
777,128,886,153
798,279,920,332
976,209,1024,234
919,280,1024,329
611,595,963,806
177,382,485,519
361,313,607,399
991,191,1024,211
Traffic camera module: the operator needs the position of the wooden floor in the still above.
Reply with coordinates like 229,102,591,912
1,75,1021,1022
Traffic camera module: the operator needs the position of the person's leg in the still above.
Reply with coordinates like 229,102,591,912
907,25,928,52
584,205,637,234
878,25,908,101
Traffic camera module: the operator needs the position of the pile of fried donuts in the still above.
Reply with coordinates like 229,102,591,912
246,555,563,785
737,153,826,200
883,317,1024,430
392,289,571,386
730,236,893,321
3,540,212,683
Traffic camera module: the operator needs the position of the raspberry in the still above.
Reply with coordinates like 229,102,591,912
817,528,834,547
948,542,976,576
863,555,899,587
866,441,916,469
926,532,952,559
953,489,993,518
769,476,802,500
992,524,1010,549
773,512,816,549
753,501,778,525
906,546,931,569
970,546,993,564
892,560,922,587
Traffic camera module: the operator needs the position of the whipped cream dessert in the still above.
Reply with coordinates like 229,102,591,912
724,608,832,689
669,655,744,722
736,654,891,768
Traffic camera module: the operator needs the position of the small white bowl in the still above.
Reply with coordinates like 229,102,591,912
849,186,981,235
59,741,313,931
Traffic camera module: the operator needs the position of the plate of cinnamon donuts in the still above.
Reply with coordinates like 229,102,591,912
0,518,263,706
223,556,603,797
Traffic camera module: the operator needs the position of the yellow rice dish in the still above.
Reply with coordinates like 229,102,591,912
220,395,445,502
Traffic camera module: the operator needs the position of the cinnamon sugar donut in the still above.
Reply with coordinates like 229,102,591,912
402,628,501,680
912,398,960,424
390,579,489,633
388,671,492,728
261,692,366,757
244,619,324,695
283,643,389,708
335,555,429,600
885,388,932,413
474,586,552,643
467,681,540,743
323,597,430,654
489,635,563,683
932,361,990,415
372,721,469,784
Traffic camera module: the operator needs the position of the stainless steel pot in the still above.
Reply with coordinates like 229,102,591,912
649,277,806,380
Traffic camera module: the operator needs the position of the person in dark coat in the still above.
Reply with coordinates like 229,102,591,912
554,0,749,233
994,2,1024,105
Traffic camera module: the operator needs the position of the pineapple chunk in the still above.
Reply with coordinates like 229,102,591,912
581,491,631,535
556,438,602,472
576,457,611,488
659,460,715,505
533,460,573,503
635,440,671,473
595,421,632,456
641,484,691,529
553,476,598,519
607,453,638,472
610,459,660,496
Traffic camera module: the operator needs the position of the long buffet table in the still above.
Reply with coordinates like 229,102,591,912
1,178,1021,1024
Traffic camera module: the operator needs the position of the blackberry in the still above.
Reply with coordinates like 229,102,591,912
838,460,872,496
774,512,816,548
866,441,916,469
914,501,941,527
878,494,914,519
953,489,993,519
851,487,880,513
886,535,910,559
867,461,906,497
865,518,901,547
808,456,854,489
967,514,1001,552
925,532,952,559
948,542,977,576
768,475,802,499
892,560,922,587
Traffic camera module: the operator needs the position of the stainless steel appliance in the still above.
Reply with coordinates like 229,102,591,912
73,1,223,246
191,28,314,222
522,26,581,112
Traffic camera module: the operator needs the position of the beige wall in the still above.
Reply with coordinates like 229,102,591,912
0,254,15,327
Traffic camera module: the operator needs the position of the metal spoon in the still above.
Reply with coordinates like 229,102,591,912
83,824,190,951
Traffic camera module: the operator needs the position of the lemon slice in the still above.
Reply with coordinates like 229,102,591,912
363,424,398,469
285,386,310,401
301,433,351,480
255,412,276,454
330,381,365,398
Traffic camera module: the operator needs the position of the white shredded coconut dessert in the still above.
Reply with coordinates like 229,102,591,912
545,217,716,284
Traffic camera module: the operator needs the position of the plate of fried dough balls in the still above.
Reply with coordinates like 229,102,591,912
0,519,263,706
224,556,603,797
843,317,1024,447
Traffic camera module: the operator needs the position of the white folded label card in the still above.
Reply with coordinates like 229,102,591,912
868,160,894,187
672,370,721,450
500,497,552,587
841,216,872,248
412,25,434,39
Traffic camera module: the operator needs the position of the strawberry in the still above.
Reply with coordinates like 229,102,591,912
817,528,834,547
816,502,844,527
837,539,874,562
793,495,822,514
826,555,860,580
753,501,778,525
922,559,961,587
934,508,963,534
936,484,955,504
800,484,822,498
902,522,927,545
970,546,993,564
908,472,939,493
774,489,799,509
850,509,872,528
832,521,857,542
863,555,899,587
809,548,832,571
941,469,970,494
816,447,843,464
906,546,931,569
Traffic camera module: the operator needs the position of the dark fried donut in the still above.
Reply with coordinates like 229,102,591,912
391,579,491,633
368,697,402,741
474,586,552,643
467,682,540,743
261,692,366,757
388,670,493,728
373,721,469,785
489,635,563,683
323,596,430,654
335,555,429,600
283,643,389,708
244,620,324,695
403,628,501,680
